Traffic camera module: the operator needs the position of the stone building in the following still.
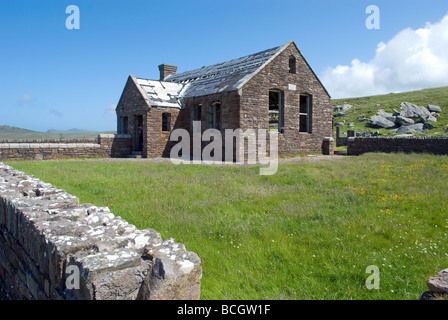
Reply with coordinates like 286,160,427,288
115,41,333,159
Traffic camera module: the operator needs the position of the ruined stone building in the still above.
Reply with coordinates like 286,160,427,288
115,41,333,159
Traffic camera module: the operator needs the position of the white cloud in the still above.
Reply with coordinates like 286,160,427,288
320,14,448,99
18,94,36,106
104,104,116,116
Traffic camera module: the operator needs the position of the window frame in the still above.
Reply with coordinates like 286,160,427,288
162,112,171,132
269,89,285,134
299,94,313,133
209,102,222,130
289,56,297,74
191,104,202,132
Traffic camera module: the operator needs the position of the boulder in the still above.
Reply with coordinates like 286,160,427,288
396,123,426,134
367,115,396,129
428,104,442,113
424,115,438,123
377,109,396,122
334,111,348,117
400,102,432,120
395,116,415,126
341,104,353,112
333,104,353,112
427,269,448,294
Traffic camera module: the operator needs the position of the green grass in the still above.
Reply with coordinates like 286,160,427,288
331,85,448,136
6,153,448,300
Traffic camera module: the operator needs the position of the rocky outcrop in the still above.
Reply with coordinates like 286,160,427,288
0,162,201,300
399,102,432,120
363,102,443,133
420,268,448,300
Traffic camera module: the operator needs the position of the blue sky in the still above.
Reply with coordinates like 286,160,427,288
1,0,447,132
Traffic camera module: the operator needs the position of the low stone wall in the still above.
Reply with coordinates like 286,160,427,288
0,162,202,300
335,127,356,147
0,134,132,160
347,136,448,156
321,137,334,155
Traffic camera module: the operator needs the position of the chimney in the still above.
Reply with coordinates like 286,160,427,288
158,64,178,81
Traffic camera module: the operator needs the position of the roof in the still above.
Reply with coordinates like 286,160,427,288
164,45,284,97
132,41,329,108
135,78,186,109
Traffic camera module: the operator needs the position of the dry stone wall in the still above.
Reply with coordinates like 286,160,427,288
240,42,333,155
0,134,132,161
347,136,448,156
0,162,202,300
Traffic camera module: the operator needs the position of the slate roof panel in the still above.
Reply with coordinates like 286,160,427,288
136,78,185,108
164,45,283,97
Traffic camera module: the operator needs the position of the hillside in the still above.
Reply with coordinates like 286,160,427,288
46,128,91,133
0,125,36,134
0,125,115,140
331,86,448,136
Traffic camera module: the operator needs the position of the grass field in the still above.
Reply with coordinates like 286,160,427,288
5,153,448,300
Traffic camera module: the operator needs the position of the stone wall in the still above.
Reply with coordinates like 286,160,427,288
0,162,202,300
240,42,334,155
322,137,334,156
0,134,132,161
116,75,151,154
146,107,181,158
347,136,448,156
335,127,356,147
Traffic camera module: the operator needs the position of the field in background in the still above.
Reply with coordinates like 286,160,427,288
331,86,448,136
6,153,448,300
0,125,115,140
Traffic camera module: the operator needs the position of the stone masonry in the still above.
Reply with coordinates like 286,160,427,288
0,162,202,300
0,134,132,161
116,41,334,159
347,136,448,156
239,42,333,155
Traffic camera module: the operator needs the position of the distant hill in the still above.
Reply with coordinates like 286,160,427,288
0,125,37,134
46,128,91,133
0,125,116,140
331,86,448,136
